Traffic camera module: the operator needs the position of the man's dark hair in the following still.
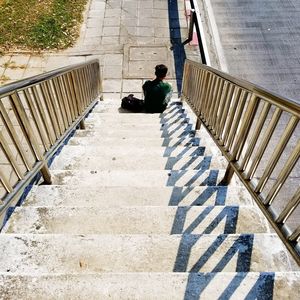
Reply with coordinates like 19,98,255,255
155,64,168,78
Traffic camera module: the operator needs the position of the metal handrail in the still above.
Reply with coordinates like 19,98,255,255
0,59,101,224
182,59,300,265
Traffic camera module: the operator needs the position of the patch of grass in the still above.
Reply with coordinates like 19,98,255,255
0,0,88,50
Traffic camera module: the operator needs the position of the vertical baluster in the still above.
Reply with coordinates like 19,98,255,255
264,140,300,205
63,74,79,118
230,94,259,160
225,90,249,152
254,116,298,193
207,77,221,128
24,89,50,152
0,168,13,193
214,81,229,137
239,101,271,171
0,131,24,179
222,87,242,145
52,77,71,127
0,100,32,170
276,187,300,224
245,107,282,180
40,82,60,139
288,226,300,242
45,81,65,135
210,78,225,133
72,70,84,115
66,73,79,119
216,84,234,139
10,93,51,183
31,86,56,146
203,75,216,123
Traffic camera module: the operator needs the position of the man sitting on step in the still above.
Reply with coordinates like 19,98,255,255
142,64,172,113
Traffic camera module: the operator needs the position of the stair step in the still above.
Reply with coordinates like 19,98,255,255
86,111,192,123
53,145,209,159
0,272,299,299
0,234,296,273
4,206,268,234
23,185,254,207
91,103,185,114
68,136,201,147
50,169,226,187
73,126,196,138
84,120,192,131
51,153,227,171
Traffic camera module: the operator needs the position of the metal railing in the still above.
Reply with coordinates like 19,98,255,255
182,59,300,264
0,59,101,223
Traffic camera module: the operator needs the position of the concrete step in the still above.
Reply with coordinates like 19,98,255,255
3,206,269,235
86,111,189,122
86,111,192,124
73,124,196,138
68,136,201,147
52,144,209,160
23,185,254,207
0,234,297,273
50,169,226,187
92,99,183,109
50,153,228,171
0,272,299,299
91,101,185,114
84,121,193,132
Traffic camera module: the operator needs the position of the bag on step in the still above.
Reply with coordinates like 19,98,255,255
121,94,144,112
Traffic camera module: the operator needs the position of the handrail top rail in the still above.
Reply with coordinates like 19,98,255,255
186,59,300,116
0,59,99,97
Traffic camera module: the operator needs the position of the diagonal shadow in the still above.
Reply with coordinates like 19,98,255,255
166,169,219,187
165,156,212,171
173,234,254,273
170,206,239,235
183,272,275,300
168,186,228,206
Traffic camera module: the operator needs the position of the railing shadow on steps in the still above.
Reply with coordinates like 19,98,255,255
158,103,276,297
0,59,101,227
181,59,300,265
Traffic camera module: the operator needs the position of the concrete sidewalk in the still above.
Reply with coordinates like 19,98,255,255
0,0,200,99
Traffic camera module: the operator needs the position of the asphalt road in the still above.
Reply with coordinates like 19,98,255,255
198,0,300,103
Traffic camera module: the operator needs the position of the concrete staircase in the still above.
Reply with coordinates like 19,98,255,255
0,100,299,299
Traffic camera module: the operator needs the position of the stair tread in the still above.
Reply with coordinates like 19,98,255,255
23,185,254,207
4,206,269,235
0,272,299,300
0,234,297,273
50,169,226,187
50,151,227,171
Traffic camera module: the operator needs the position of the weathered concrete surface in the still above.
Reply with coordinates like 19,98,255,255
23,185,254,207
50,169,226,187
0,234,296,273
199,0,300,102
3,206,268,234
0,272,299,300
50,152,227,171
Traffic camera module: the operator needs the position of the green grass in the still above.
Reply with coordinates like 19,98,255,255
0,0,88,50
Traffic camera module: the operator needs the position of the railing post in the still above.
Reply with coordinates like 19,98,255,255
219,163,235,185
40,164,52,184
79,119,86,129
195,118,201,130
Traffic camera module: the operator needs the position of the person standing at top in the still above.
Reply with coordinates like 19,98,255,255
142,64,172,113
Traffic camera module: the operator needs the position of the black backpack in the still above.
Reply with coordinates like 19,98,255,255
121,94,144,112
